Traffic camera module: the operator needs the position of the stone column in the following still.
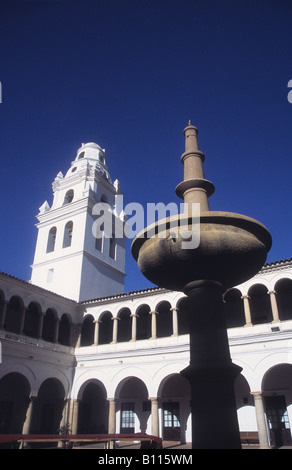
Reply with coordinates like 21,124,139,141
170,307,179,336
111,317,119,343
71,399,80,435
149,311,158,339
149,397,159,437
241,295,252,327
0,301,8,329
107,398,116,434
37,312,45,339
94,320,100,345
19,306,27,335
107,398,116,449
53,318,60,343
250,391,270,448
130,314,138,341
75,324,82,347
268,291,280,323
22,395,36,435
60,398,70,428
181,280,242,449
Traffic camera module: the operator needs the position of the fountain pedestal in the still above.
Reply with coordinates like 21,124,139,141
131,122,272,448
182,280,242,449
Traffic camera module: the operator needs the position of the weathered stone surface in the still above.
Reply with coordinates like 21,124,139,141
131,211,272,292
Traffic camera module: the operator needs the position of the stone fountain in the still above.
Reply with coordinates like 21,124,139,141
131,122,272,449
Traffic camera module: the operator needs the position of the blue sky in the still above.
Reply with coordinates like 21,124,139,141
0,0,292,293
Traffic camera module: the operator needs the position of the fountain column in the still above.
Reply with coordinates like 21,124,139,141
182,280,242,448
131,121,272,449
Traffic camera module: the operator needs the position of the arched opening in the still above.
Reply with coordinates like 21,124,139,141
224,288,245,328
80,315,95,346
58,314,72,346
159,374,191,443
5,296,24,334
31,378,65,436
117,308,131,343
275,278,292,321
62,221,73,248
233,374,257,435
78,380,108,434
262,364,292,447
23,301,41,338
0,373,30,439
42,308,57,343
98,311,112,345
248,284,273,325
156,301,172,338
176,297,189,335
136,304,151,340
63,189,74,205
117,377,149,434
46,227,57,253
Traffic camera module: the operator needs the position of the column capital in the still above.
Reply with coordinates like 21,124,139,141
149,310,158,315
148,396,159,402
241,294,250,300
250,391,263,398
267,290,277,295
107,397,116,403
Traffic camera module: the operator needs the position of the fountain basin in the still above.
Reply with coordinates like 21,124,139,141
131,211,272,292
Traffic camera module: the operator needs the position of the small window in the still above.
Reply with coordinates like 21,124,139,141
78,151,85,160
120,403,135,434
63,189,74,205
63,221,73,248
47,268,54,283
47,227,57,253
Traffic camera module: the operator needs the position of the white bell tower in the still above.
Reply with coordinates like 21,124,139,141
31,142,126,302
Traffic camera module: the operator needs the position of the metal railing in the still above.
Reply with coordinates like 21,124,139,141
0,432,162,449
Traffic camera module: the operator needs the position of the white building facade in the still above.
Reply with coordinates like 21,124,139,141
0,142,292,449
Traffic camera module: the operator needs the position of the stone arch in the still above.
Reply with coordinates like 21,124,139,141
23,301,42,338
155,300,172,338
47,226,57,253
58,313,72,346
176,296,189,335
30,378,65,434
98,311,113,345
158,373,191,443
116,376,149,434
136,304,151,340
0,372,31,436
223,288,245,328
275,278,292,321
5,295,24,334
77,379,108,434
117,307,132,343
248,284,273,324
42,308,58,343
62,220,73,248
80,314,95,346
234,374,257,433
262,364,292,447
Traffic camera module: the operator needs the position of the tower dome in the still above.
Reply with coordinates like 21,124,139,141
75,142,106,164
65,142,110,181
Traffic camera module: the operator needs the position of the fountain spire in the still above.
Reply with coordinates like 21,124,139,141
175,121,215,211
